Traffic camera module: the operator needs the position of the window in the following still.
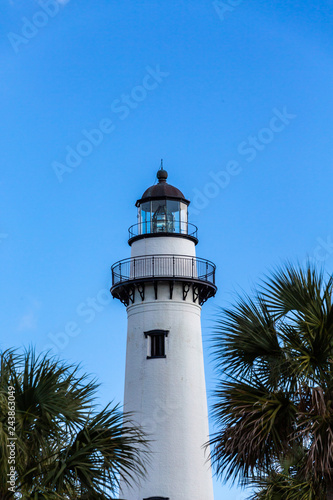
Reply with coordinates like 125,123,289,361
145,330,168,359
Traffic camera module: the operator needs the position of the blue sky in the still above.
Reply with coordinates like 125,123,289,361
1,0,333,498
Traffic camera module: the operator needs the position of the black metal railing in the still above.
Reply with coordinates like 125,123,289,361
128,222,198,241
111,255,216,287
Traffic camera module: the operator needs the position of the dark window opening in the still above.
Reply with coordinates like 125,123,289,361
151,333,165,357
145,330,169,359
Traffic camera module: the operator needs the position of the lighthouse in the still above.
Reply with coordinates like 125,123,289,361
111,166,217,500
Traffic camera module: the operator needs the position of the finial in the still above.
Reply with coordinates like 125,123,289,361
157,159,168,183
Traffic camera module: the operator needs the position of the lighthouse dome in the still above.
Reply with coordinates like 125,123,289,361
140,168,187,202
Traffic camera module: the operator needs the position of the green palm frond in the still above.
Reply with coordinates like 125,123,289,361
209,263,333,498
251,470,324,500
212,296,285,388
261,265,325,320
210,379,296,481
0,348,149,498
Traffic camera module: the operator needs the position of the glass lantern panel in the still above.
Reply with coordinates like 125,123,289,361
166,200,181,233
137,199,188,236
151,200,175,233
138,202,151,234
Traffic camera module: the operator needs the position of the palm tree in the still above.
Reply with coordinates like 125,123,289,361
0,349,148,499
209,264,333,500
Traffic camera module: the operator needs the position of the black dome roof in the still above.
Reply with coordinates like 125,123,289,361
136,168,189,205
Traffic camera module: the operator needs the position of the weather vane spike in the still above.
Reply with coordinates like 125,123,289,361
160,159,164,170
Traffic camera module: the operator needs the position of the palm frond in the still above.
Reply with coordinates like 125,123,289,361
209,263,333,497
0,348,149,498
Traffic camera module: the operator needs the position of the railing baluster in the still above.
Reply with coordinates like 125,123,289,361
128,223,198,241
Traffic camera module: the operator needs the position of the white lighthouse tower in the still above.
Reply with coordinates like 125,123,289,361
111,166,217,500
